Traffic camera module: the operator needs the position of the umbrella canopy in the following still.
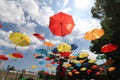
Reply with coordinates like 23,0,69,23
35,55,44,59
9,53,16,58
44,41,54,47
78,52,89,58
35,49,48,55
9,32,30,47
104,59,115,65
101,43,118,53
71,44,78,50
60,52,71,57
52,48,59,54
0,55,9,61
57,43,71,52
31,65,37,68
0,24,2,28
33,33,45,41
12,52,24,59
84,28,104,40
49,12,75,37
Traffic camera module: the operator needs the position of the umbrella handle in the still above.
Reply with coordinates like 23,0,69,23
15,44,18,50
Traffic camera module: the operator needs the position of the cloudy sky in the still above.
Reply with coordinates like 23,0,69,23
0,0,103,72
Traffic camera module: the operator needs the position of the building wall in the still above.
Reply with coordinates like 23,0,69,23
0,70,39,80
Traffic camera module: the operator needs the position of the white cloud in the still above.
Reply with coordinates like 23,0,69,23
17,22,37,34
0,30,14,48
74,0,95,10
63,0,69,6
0,0,25,24
59,7,72,13
74,18,101,33
20,0,54,26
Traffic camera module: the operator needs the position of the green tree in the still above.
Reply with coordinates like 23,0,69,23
8,66,15,70
90,0,120,79
38,70,45,79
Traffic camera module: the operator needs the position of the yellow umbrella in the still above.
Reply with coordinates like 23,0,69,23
9,53,16,58
79,52,89,58
80,67,87,71
57,43,71,52
9,32,30,48
31,65,37,68
84,28,104,40
88,59,97,63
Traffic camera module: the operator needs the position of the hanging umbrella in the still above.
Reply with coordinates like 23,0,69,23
78,52,89,58
0,24,2,28
35,55,44,59
71,44,78,50
52,48,59,54
45,57,53,60
108,67,116,72
57,43,71,52
33,33,45,41
104,59,115,65
84,28,104,40
9,32,30,48
44,41,54,47
47,54,56,59
88,59,97,63
96,54,107,60
39,60,45,65
0,55,9,61
49,12,75,37
60,52,71,57
12,52,24,59
33,54,40,58
101,43,118,53
31,65,37,68
35,49,48,55
9,53,16,58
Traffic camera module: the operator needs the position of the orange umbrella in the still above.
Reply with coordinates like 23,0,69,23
108,67,116,72
84,28,104,40
44,41,54,47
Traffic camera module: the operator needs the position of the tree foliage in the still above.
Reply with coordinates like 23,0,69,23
90,0,120,56
90,0,120,79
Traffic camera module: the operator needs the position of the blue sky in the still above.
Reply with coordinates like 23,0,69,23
0,0,104,72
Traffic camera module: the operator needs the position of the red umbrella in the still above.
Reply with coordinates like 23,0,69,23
60,52,71,57
0,55,9,61
49,12,75,37
33,33,45,41
101,43,118,53
0,24,2,28
12,52,24,58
